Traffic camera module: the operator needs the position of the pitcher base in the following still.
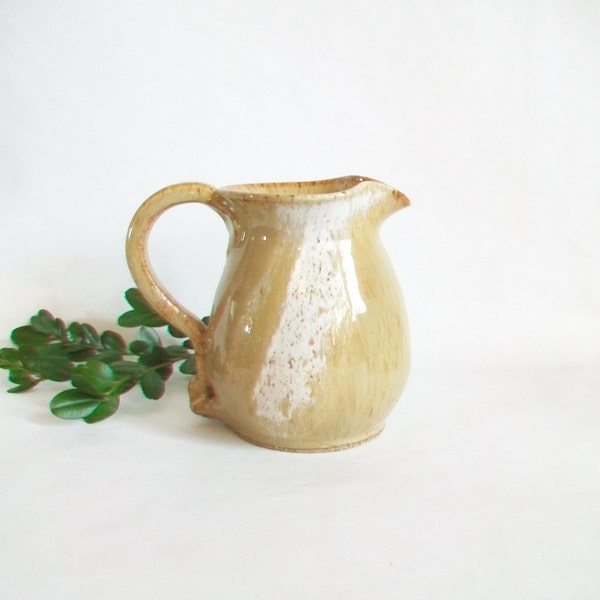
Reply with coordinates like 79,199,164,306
231,427,385,453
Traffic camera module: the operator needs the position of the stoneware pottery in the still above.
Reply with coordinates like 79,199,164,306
126,176,410,451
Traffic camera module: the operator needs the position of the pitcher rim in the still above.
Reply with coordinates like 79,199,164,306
218,175,382,201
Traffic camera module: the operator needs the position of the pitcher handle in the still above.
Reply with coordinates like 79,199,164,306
126,183,219,413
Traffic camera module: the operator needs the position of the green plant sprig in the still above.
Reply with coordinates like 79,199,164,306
0,288,199,423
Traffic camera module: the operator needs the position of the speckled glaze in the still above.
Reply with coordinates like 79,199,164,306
126,176,410,451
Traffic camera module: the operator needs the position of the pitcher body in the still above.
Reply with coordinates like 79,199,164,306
127,176,410,451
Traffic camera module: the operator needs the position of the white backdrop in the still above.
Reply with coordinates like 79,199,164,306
2,1,599,598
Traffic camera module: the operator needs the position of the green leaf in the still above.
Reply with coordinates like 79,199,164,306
117,288,168,328
117,310,145,327
8,380,40,393
17,345,44,372
138,314,168,328
140,326,161,347
124,288,156,313
83,396,120,423
0,347,20,366
179,356,196,375
138,345,169,368
71,360,117,397
165,345,189,360
108,361,140,395
117,310,167,328
94,349,124,363
167,324,187,338
50,389,103,419
109,360,142,378
100,331,126,352
65,348,97,362
66,322,84,344
7,369,39,392
11,326,52,346
81,323,100,345
201,316,210,326
30,310,59,335
129,340,150,355
141,370,165,399
156,363,173,381
34,354,74,382
54,318,67,336
9,369,34,384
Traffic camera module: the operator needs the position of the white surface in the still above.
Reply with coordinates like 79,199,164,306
1,1,599,598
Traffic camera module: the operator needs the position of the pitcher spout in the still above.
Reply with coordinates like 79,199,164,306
388,186,411,213
355,177,410,222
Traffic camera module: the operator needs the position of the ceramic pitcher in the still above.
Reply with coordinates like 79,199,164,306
126,176,410,451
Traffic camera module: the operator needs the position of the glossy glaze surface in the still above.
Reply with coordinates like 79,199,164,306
126,176,410,451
